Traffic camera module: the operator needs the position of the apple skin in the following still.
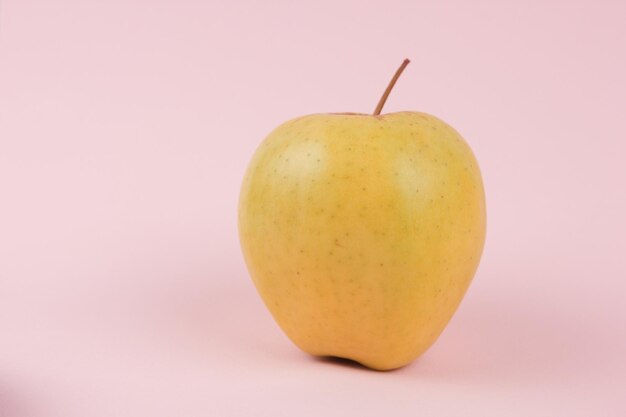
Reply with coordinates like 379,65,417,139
238,111,486,370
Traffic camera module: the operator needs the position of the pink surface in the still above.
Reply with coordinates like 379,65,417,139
1,1,625,416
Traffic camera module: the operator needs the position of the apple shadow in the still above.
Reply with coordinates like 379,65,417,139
312,355,380,372
156,260,586,381
118,242,602,382
398,284,599,384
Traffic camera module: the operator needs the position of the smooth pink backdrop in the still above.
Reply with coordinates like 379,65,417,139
1,1,625,416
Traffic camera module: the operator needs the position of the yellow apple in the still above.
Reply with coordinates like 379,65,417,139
238,60,486,370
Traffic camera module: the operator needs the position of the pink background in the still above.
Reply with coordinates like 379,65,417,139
1,1,625,416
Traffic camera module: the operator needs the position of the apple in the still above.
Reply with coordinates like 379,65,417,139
238,59,486,370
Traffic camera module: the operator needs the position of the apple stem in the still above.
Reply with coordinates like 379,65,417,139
373,59,411,116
